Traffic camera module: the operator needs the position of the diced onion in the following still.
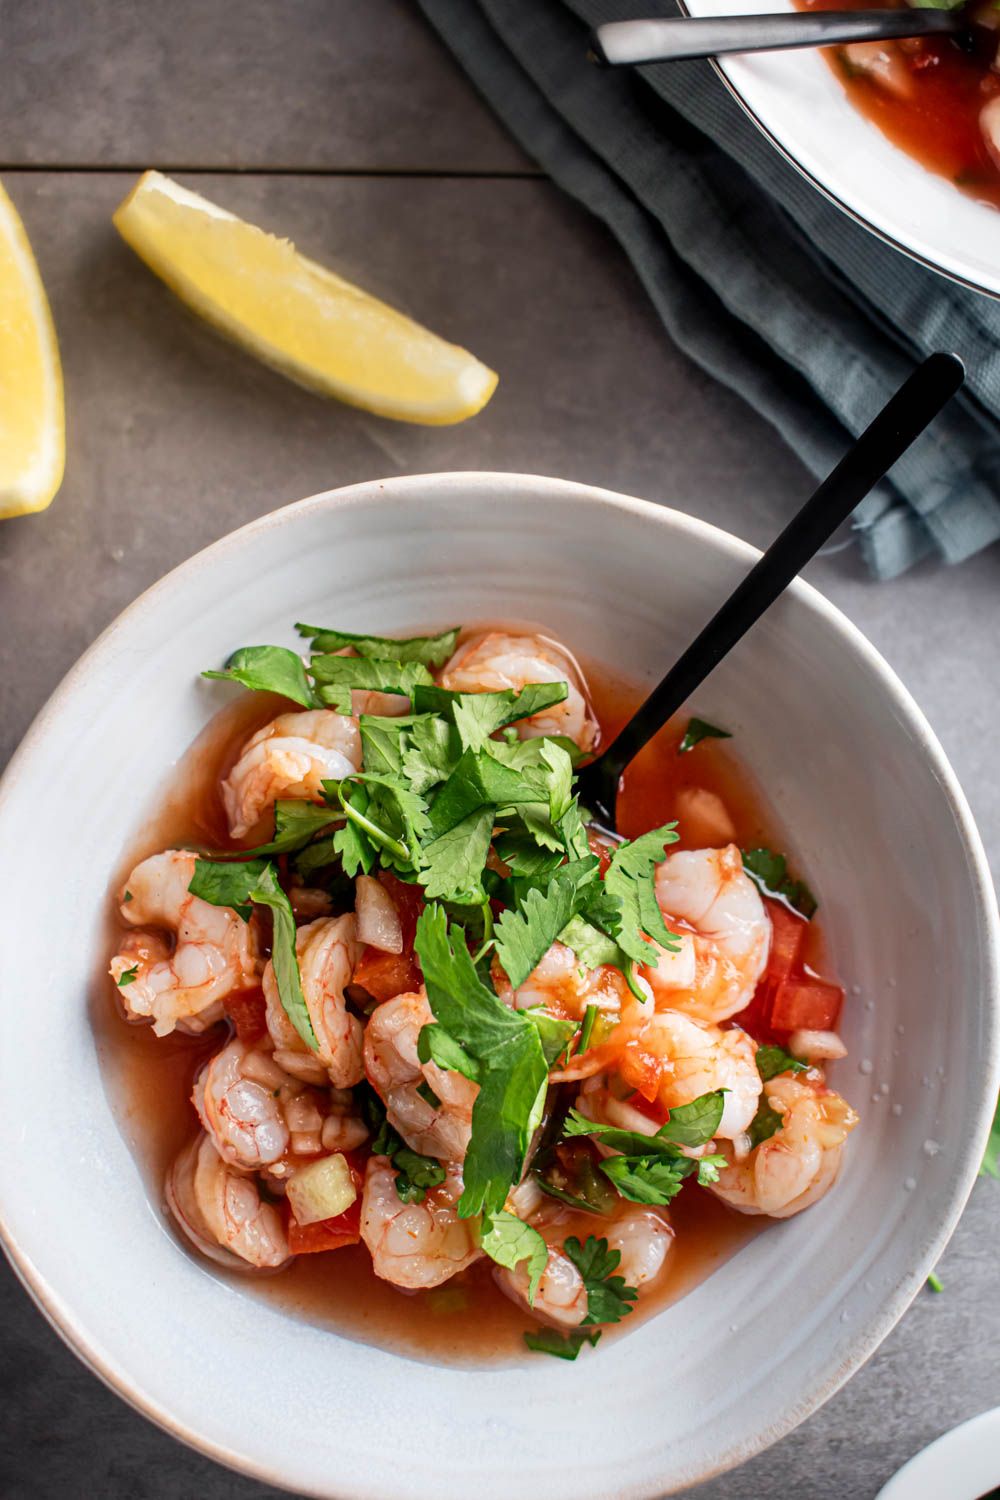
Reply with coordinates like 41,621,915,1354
788,1028,848,1062
355,874,403,954
286,1153,357,1225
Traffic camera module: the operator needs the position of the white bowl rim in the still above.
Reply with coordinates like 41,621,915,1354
1,470,997,1498
677,0,1000,300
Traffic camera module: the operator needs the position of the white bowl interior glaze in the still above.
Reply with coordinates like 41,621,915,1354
0,473,996,1500
683,0,1000,298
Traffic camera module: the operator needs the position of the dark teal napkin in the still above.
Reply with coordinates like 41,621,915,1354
418,0,1000,578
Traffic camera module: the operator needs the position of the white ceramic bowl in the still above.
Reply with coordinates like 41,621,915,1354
682,0,1000,298
0,473,997,1499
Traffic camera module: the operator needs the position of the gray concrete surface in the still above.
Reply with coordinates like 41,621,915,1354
0,4,997,1498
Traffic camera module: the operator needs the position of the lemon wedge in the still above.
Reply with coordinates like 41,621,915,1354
113,171,498,426
0,183,65,519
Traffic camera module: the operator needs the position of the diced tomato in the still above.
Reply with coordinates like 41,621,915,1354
353,948,423,1004
587,830,614,879
765,900,808,989
287,1197,362,1255
732,899,810,1042
377,870,424,948
625,1090,668,1126
770,977,844,1034
223,989,268,1045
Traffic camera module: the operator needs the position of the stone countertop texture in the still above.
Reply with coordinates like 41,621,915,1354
0,4,996,1498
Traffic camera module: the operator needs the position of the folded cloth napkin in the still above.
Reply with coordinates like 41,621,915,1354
418,0,1000,578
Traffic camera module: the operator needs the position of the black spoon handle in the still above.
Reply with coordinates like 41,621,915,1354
584,352,965,821
590,8,961,67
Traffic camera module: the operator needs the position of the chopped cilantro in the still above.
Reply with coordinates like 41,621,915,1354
203,644,316,708
414,905,548,1218
116,964,139,988
188,858,316,1050
415,1080,441,1109
494,870,590,989
564,1235,637,1326
756,1044,808,1082
927,1270,944,1294
420,806,495,904
413,682,569,752
603,824,681,967
480,1210,548,1303
525,1010,578,1070
747,1101,784,1149
295,622,459,667
678,717,732,753
232,800,342,858
523,1327,601,1360
742,847,818,919
562,1096,726,1206
310,655,434,713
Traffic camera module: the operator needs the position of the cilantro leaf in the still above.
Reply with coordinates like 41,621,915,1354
562,1092,724,1154
564,1235,637,1326
414,905,548,1218
116,964,139,988
402,715,460,794
492,833,564,878
493,870,587,989
742,847,818,919
417,1022,481,1081
696,1153,727,1186
599,1154,689,1205
310,655,433,713
678,717,732,753
236,800,341,857
480,1210,548,1303
603,825,681,967
203,645,315,708
296,623,459,667
756,1044,808,1082
558,915,631,977
358,715,412,776
523,1327,601,1360
427,748,536,837
326,773,430,870
412,682,569,752
525,1010,578,1069
747,1101,784,1149
189,858,316,1049
420,805,495,903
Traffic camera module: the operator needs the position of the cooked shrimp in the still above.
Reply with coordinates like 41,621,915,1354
363,989,476,1163
360,1156,480,1290
222,709,361,839
439,630,598,752
493,941,627,1023
110,849,260,1037
263,914,363,1088
167,1133,291,1271
611,1005,762,1139
604,1207,673,1289
641,845,770,1022
709,1073,859,1219
192,1037,290,1169
495,1241,588,1331
194,1038,333,1173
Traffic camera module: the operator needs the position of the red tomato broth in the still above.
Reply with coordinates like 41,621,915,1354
795,0,1000,206
95,634,847,1365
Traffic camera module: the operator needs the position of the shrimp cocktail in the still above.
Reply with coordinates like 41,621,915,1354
105,623,859,1362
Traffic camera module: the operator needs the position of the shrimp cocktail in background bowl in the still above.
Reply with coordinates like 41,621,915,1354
0,472,996,1499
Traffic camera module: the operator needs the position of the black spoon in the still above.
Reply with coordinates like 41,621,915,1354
590,8,964,68
576,351,966,830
